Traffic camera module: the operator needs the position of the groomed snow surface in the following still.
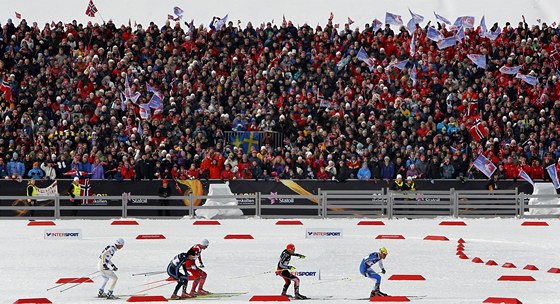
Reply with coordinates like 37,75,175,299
1,218,560,303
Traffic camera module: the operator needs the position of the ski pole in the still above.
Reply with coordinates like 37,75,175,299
130,278,170,288
229,270,272,279
60,274,101,293
132,271,166,277
311,275,362,285
136,281,174,294
47,270,100,291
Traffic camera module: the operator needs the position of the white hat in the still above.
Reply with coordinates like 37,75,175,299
407,176,413,181
115,238,125,246
396,174,403,179
73,177,79,182
201,239,209,247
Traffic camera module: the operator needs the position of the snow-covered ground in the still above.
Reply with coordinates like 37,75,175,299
1,218,559,303
1,0,559,30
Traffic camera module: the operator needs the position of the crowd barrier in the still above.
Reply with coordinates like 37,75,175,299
1,188,559,219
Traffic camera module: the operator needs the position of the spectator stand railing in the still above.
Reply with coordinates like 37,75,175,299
319,189,387,218
1,190,560,219
224,131,283,149
455,189,520,217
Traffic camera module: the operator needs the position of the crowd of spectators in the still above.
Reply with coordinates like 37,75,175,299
1,15,560,182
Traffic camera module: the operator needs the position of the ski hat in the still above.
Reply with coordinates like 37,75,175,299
286,243,295,251
115,238,125,246
201,239,209,247
379,247,388,255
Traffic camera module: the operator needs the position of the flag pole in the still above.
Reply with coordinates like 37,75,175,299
97,12,105,24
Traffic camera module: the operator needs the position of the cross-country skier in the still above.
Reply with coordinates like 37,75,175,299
185,239,210,296
276,243,307,299
98,238,124,299
167,251,193,299
360,247,388,298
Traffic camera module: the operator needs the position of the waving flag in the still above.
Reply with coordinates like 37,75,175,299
408,9,424,23
357,47,375,71
434,11,451,25
480,15,488,38
454,16,475,28
147,85,164,109
499,65,523,75
85,0,98,17
385,12,403,26
124,74,141,103
0,77,13,102
456,27,465,41
372,19,383,33
427,26,444,42
410,33,416,56
139,103,151,120
410,65,417,85
486,26,501,40
406,18,417,34
335,56,350,72
215,14,229,31
473,154,497,178
348,17,354,25
515,73,538,86
469,121,488,141
467,54,487,69
15,11,22,19
173,6,184,19
386,59,409,70
437,36,457,49
519,170,535,187
546,165,560,189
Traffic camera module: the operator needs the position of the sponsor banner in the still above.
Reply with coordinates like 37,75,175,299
306,228,343,238
44,229,82,240
290,268,321,280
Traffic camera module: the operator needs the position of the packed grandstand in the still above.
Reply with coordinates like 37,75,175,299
1,14,560,182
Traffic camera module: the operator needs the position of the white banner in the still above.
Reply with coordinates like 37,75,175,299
36,181,58,202
44,229,82,240
306,228,343,238
290,268,321,280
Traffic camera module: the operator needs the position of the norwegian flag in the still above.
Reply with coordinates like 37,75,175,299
552,21,557,27
63,169,89,178
1,76,13,102
348,17,354,25
15,12,21,19
282,15,287,27
469,121,488,141
329,12,334,21
50,21,56,28
85,0,98,17
79,179,93,204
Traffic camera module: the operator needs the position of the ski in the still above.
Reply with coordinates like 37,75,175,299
167,292,247,300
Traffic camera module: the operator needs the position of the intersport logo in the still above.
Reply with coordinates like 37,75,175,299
305,228,343,238
44,229,82,240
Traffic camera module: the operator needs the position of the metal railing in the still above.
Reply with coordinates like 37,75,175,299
2,188,560,219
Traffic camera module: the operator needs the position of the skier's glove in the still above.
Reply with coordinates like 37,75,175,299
103,264,109,270
112,265,118,271
364,273,368,277
381,268,386,274
298,255,306,259
288,266,296,271
199,263,205,268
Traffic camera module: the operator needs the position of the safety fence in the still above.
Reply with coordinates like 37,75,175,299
1,188,560,219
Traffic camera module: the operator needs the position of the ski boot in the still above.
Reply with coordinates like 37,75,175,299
169,293,180,300
181,291,195,299
196,289,210,295
106,291,118,299
295,293,308,300
98,289,106,298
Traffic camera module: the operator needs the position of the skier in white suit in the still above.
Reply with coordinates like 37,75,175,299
98,238,124,299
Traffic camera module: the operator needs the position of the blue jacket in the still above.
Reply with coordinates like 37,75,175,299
7,160,25,177
27,167,45,179
357,167,371,180
360,252,384,274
